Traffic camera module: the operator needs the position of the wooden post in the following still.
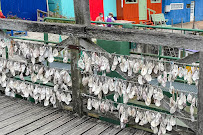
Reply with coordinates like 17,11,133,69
73,0,91,25
198,51,203,135
70,44,83,116
71,0,91,116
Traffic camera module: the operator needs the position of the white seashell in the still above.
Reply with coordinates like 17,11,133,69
33,47,40,58
66,93,72,102
113,93,119,102
131,108,136,117
170,106,177,114
102,83,109,95
151,126,158,134
170,116,176,126
192,70,199,81
153,65,159,74
40,46,46,56
187,71,193,85
138,75,143,85
31,57,35,65
50,94,56,105
141,65,147,76
178,67,184,78
145,73,152,82
87,98,92,110
63,56,68,63
104,102,110,112
127,107,132,116
44,99,49,106
133,61,140,74
187,94,192,103
82,76,89,86
53,48,59,57
159,62,165,71
1,73,6,82
48,54,54,63
145,96,151,106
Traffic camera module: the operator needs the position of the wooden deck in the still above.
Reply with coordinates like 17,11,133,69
0,95,151,135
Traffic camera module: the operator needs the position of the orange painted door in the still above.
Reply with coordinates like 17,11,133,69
117,0,123,20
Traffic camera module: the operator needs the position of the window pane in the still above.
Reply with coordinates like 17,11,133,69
126,0,137,3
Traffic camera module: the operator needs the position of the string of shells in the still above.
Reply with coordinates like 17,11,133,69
79,50,198,134
0,38,72,108
86,96,177,135
82,73,164,107
0,57,72,87
1,77,72,107
78,51,199,86
0,40,71,64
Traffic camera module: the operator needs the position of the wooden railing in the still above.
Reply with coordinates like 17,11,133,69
147,8,156,20
0,0,203,134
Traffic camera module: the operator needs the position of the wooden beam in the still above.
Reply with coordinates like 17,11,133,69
197,51,203,135
85,25,203,51
73,0,91,25
1,19,203,51
176,52,199,64
0,19,85,37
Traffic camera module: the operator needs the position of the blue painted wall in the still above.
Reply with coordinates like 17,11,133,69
103,0,117,18
162,0,192,25
1,0,47,21
162,0,203,25
195,0,203,21
61,0,75,19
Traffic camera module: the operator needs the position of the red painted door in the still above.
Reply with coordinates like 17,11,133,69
89,0,104,21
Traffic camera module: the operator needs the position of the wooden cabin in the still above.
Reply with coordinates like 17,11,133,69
117,0,162,24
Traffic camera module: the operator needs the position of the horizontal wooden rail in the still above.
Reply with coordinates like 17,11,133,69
44,17,203,33
0,19,203,52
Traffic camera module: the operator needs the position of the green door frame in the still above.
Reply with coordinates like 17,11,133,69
139,0,147,20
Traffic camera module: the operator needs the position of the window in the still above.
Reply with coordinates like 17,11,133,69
186,4,191,8
170,3,184,10
125,0,137,4
151,0,161,3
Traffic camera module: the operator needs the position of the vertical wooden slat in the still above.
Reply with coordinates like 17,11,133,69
70,44,83,116
198,51,203,135
71,0,91,116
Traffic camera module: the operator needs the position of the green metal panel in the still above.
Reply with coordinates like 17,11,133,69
139,0,147,20
97,40,130,55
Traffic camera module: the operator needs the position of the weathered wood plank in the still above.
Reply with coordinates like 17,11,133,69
85,25,203,51
117,128,137,135
0,19,85,37
82,122,112,135
0,107,46,128
0,108,57,134
197,51,203,135
63,118,98,135
1,19,203,51
0,100,20,109
46,116,90,135
27,115,76,135
101,126,123,135
176,52,199,64
0,104,33,120
8,113,63,135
